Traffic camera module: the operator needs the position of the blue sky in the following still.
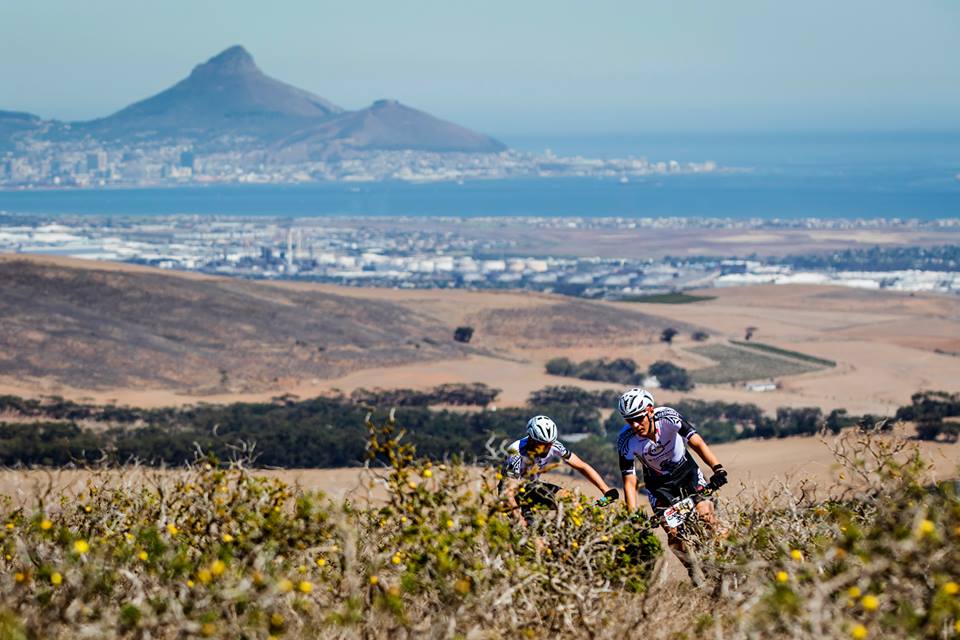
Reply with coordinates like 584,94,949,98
1,0,958,134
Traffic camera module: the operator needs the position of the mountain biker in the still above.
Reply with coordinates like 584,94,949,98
499,415,619,526
615,388,728,560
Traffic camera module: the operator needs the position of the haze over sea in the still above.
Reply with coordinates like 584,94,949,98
1,131,958,219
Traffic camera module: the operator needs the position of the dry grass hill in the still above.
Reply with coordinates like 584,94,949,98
0,255,688,399
1,254,958,414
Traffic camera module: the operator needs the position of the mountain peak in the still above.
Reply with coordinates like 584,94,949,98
190,45,259,77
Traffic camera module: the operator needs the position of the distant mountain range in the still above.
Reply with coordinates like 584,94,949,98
1,46,506,154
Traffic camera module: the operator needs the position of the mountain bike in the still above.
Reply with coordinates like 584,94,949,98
658,480,722,588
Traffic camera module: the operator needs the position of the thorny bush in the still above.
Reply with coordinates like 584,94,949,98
0,414,661,638
0,417,956,638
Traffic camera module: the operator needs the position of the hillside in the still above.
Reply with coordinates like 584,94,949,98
0,257,472,393
0,256,686,398
2,255,958,414
81,46,343,143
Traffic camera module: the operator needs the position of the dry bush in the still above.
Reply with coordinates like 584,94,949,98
0,419,956,639
0,415,660,639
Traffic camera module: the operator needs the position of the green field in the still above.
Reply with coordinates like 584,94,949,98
689,343,825,384
730,340,837,367
620,292,716,304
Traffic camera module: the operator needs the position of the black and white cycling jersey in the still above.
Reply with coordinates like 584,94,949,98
617,406,699,478
503,437,572,482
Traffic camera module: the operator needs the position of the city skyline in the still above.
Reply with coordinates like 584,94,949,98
2,1,959,134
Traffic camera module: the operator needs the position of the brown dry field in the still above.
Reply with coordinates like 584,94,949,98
2,255,960,417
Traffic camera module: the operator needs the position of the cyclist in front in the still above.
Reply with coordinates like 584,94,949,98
499,415,618,526
615,388,728,563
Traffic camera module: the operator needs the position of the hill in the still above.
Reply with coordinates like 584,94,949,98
0,256,684,398
0,256,471,393
80,46,342,144
2,256,958,415
28,46,505,154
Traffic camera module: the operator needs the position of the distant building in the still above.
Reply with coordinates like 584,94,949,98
180,151,195,169
86,151,107,173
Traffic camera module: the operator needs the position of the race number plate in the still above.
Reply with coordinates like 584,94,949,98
663,497,696,528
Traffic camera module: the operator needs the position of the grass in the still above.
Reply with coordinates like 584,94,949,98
0,419,956,638
620,292,717,304
731,340,837,367
689,343,824,384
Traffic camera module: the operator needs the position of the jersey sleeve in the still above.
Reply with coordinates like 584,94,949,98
553,440,572,461
617,427,636,476
503,442,523,479
658,407,697,441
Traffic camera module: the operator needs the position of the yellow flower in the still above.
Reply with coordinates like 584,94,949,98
40,520,52,531
423,469,433,478
316,558,327,568
137,550,149,561
200,622,216,637
14,572,26,583
391,554,402,565
166,524,179,536
211,560,226,576
186,579,195,588
851,623,868,639
776,571,789,583
50,572,62,586
298,580,313,593
270,612,285,627
861,595,879,611
221,533,234,543
3,523,12,530
790,549,803,561
369,575,379,586
944,581,959,595
495,472,503,480
73,540,90,555
83,505,92,513
278,578,294,593
124,532,135,543
197,569,212,584
445,519,455,529
847,586,862,598
917,520,935,536
454,578,471,595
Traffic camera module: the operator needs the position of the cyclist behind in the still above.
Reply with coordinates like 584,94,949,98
499,415,618,526
615,388,728,557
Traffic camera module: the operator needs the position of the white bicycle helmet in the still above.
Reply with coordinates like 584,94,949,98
618,388,655,420
526,415,558,444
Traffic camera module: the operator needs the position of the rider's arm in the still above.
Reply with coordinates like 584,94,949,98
618,450,639,511
565,453,611,495
499,451,527,527
687,433,721,470
622,472,638,512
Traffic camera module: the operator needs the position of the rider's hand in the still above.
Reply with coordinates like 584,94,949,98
710,464,728,489
594,488,619,507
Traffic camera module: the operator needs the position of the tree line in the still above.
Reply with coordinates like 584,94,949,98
0,389,949,474
545,357,694,391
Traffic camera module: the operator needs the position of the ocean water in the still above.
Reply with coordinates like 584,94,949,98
1,132,957,219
